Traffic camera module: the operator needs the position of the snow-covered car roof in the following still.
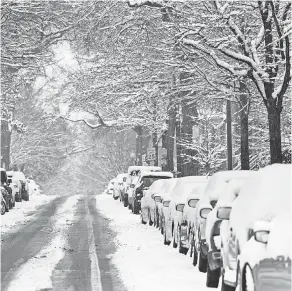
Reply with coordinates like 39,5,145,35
160,178,179,198
8,171,26,181
169,176,209,202
201,170,255,202
139,171,173,178
116,173,128,183
127,166,161,175
148,179,168,196
230,164,291,249
186,184,208,201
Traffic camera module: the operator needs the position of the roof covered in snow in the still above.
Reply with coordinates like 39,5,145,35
127,166,161,175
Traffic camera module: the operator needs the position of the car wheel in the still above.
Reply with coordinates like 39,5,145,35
206,263,220,288
178,226,188,254
27,195,30,201
164,230,171,245
9,200,13,209
141,214,147,224
123,199,128,207
221,273,236,291
198,251,207,273
192,246,198,266
242,265,255,291
172,229,178,248
1,201,6,215
149,211,153,226
13,200,15,207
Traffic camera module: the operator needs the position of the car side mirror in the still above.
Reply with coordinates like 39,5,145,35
199,204,212,219
253,221,270,244
216,206,232,220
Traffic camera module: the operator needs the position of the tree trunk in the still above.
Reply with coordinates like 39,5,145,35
181,101,199,176
226,100,233,170
175,105,182,176
166,102,176,171
1,120,11,169
266,100,282,164
153,131,158,166
239,82,250,170
134,126,143,166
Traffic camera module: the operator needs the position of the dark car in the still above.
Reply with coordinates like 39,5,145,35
1,168,13,208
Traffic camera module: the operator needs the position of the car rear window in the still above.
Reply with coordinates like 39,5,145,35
142,176,170,188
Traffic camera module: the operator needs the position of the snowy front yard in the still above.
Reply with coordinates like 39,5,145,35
1,195,56,235
96,194,218,291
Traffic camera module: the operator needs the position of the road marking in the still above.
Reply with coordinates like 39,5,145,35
86,199,103,291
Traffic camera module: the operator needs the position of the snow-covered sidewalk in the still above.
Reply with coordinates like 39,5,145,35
1,195,56,235
96,194,216,291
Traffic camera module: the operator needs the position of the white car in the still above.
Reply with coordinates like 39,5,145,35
178,183,208,256
112,174,127,200
7,171,28,201
220,164,291,291
166,176,208,250
193,170,253,274
27,179,41,196
141,179,167,225
106,178,116,195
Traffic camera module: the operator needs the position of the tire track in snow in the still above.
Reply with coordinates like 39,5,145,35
5,195,82,291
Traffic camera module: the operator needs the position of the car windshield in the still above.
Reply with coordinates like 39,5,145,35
142,176,170,188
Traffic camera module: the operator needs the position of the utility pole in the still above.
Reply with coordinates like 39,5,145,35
226,100,233,170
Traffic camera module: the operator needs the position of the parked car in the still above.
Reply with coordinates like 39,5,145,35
106,178,116,195
27,179,40,196
159,179,179,237
193,170,253,275
112,173,127,201
141,179,167,225
131,171,173,214
165,176,208,251
126,166,162,210
7,171,29,201
1,168,14,208
179,183,208,257
1,186,9,214
219,164,291,291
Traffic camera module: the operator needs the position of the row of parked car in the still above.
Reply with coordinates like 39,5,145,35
105,164,291,291
1,168,42,215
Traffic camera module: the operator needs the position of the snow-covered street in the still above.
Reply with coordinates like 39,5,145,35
96,193,216,291
1,195,56,235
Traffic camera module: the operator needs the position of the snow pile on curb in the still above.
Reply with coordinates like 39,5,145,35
1,195,56,235
96,193,212,291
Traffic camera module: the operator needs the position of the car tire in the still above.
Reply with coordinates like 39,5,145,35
9,200,13,209
149,212,153,226
178,227,188,255
193,247,198,266
206,263,220,288
164,231,171,245
1,201,6,215
141,214,147,224
27,195,30,201
13,201,15,207
242,264,255,291
172,232,178,248
114,196,119,200
221,273,236,291
123,199,128,207
198,251,207,273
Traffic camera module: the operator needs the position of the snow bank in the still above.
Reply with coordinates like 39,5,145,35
6,195,81,291
96,193,213,291
1,195,56,235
